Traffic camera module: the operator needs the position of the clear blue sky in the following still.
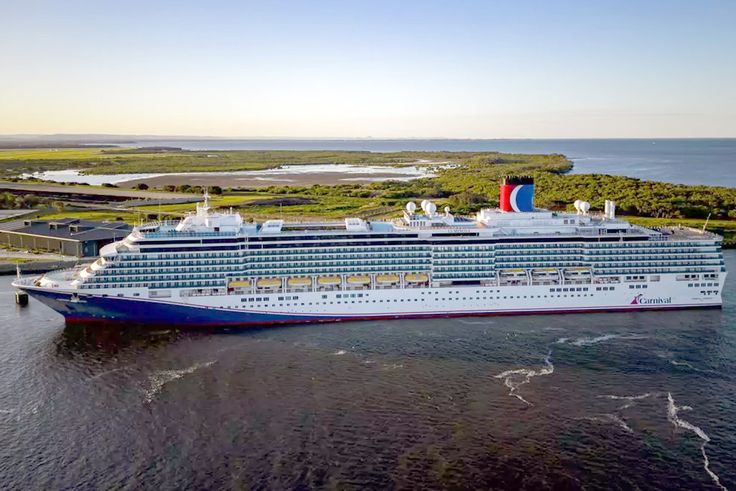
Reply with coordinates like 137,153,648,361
2,0,734,137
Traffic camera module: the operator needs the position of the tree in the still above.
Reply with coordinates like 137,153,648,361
135,183,149,190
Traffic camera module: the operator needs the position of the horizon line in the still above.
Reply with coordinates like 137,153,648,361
2,133,736,141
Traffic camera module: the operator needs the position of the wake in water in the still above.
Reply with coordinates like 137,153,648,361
494,350,554,406
667,392,727,491
583,392,661,433
88,367,128,380
598,392,660,410
144,361,216,403
580,414,633,433
670,360,696,369
457,319,495,326
556,333,647,347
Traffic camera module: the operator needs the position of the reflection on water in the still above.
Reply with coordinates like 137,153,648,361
1,254,735,488
55,324,183,356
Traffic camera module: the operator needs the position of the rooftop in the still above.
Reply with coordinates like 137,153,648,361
0,218,131,242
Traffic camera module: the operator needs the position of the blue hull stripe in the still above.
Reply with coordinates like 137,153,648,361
21,288,720,328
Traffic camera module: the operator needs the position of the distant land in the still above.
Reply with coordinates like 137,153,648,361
1,135,734,187
1,145,735,247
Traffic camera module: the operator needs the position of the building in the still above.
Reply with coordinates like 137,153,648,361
0,218,131,257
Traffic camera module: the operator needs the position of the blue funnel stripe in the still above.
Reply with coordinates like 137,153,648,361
510,184,535,212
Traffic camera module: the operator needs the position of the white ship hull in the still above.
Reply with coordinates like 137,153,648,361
16,272,724,327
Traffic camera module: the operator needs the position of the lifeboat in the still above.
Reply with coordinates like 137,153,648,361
347,275,370,285
532,268,557,275
405,273,429,283
256,278,281,288
500,268,526,276
376,274,400,284
229,280,252,288
287,277,312,287
318,276,342,285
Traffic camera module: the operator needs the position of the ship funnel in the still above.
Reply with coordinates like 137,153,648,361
500,176,535,212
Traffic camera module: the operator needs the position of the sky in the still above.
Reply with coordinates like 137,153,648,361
1,0,735,138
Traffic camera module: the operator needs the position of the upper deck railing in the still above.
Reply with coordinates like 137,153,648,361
128,217,723,243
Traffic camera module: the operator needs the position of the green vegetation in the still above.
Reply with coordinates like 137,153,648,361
1,191,45,209
0,147,509,176
3,147,735,246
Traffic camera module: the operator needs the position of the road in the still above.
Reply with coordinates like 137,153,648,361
0,250,77,261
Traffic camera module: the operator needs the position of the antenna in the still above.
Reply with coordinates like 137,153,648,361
16,264,21,279
702,212,711,234
202,187,210,210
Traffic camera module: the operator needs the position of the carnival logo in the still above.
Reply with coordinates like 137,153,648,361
631,293,672,305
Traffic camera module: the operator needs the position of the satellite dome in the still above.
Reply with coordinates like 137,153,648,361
580,201,591,213
420,200,429,212
444,206,451,214
426,202,437,216
406,202,417,214
574,199,582,211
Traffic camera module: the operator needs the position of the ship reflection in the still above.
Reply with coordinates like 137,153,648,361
55,322,184,355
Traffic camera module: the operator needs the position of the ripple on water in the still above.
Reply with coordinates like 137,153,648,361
1,271,736,489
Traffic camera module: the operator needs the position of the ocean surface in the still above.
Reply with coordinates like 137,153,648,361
1,252,734,489
120,138,736,188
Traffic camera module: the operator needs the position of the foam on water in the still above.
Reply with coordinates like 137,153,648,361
667,392,727,491
494,350,554,406
556,334,647,347
144,361,216,403
580,414,634,433
88,367,128,380
671,360,696,369
457,319,495,326
598,392,659,410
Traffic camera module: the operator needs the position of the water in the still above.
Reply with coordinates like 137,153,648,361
23,164,436,186
0,253,734,488
113,138,736,188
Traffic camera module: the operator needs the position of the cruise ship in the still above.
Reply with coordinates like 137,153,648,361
13,177,726,327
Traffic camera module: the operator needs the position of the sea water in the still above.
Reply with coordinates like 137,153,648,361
0,251,734,489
